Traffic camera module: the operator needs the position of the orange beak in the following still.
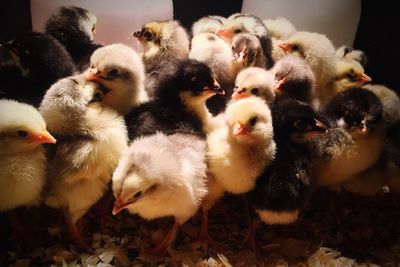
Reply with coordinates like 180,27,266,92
278,42,291,52
85,68,100,81
274,77,286,93
217,29,233,41
29,130,56,144
234,48,247,65
112,197,126,215
233,122,248,136
231,88,249,99
202,79,225,95
358,73,372,83
132,31,144,43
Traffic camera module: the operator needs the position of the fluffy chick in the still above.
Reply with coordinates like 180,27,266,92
189,33,234,115
218,13,274,69
263,17,296,40
45,6,102,71
85,43,148,115
0,32,75,106
40,75,128,249
363,84,400,125
191,15,227,36
279,31,337,105
112,132,207,253
133,20,190,98
231,33,266,74
336,45,368,68
272,55,316,106
125,59,224,140
333,59,371,94
313,88,384,186
201,96,275,241
0,100,56,212
232,67,275,104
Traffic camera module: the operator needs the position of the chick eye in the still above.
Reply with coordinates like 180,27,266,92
250,88,259,95
143,31,153,40
345,71,356,81
107,69,119,78
292,44,300,51
249,116,258,127
16,130,28,138
133,191,142,199
343,47,353,55
294,120,309,131
234,29,242,34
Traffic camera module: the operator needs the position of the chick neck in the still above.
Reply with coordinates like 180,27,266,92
179,91,213,134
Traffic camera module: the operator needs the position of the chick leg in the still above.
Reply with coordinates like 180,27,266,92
245,218,261,250
148,221,180,254
65,211,89,251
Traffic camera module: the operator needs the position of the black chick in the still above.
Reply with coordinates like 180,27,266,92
45,6,102,72
247,99,327,234
125,59,224,140
313,88,384,186
0,32,75,106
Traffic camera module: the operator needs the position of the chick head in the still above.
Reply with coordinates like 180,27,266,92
0,99,56,153
192,15,226,36
226,96,273,145
233,67,275,104
218,13,267,42
273,99,327,143
325,88,383,135
231,33,261,67
334,60,371,93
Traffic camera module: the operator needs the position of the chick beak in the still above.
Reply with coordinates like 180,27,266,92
235,48,247,65
358,73,372,83
231,88,248,99
112,198,126,215
275,77,287,93
85,68,100,81
132,31,144,42
233,122,248,136
202,79,225,95
29,130,57,144
217,29,233,41
304,119,328,139
278,42,291,52
360,119,369,133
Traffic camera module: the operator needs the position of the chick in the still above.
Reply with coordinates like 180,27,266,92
386,122,400,194
0,32,75,106
232,67,275,104
133,20,190,98
313,88,384,186
85,43,148,115
218,13,274,69
231,33,266,74
263,17,296,40
45,6,102,72
40,75,128,249
333,59,371,94
189,33,234,115
125,59,224,140
112,132,207,253
336,45,368,68
363,84,400,125
201,96,276,241
0,99,56,212
279,31,337,105
191,15,227,36
272,55,316,106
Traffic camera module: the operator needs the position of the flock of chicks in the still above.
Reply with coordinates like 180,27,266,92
1,5,400,256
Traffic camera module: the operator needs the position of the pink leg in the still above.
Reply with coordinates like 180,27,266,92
148,221,180,254
65,212,90,251
197,208,212,243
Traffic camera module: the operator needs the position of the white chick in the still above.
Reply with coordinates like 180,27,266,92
200,96,276,241
133,20,190,98
333,59,371,94
85,43,147,115
263,17,296,40
232,67,275,105
189,33,234,115
336,45,368,67
0,100,56,212
112,132,207,253
279,31,337,106
40,75,128,249
218,13,274,69
191,15,227,36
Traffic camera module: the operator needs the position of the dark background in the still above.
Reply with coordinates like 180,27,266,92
0,0,398,92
